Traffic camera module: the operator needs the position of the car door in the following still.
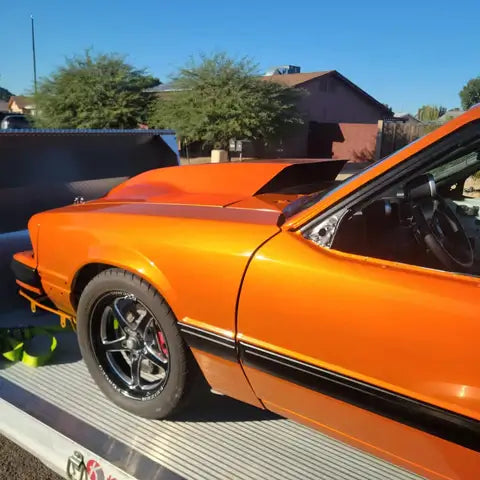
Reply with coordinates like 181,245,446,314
237,229,480,479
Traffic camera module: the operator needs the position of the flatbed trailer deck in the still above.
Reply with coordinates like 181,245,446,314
0,231,423,480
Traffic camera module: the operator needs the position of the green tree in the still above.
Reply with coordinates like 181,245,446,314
148,53,304,150
383,104,394,117
416,105,446,122
459,77,480,110
0,86,13,102
34,51,159,128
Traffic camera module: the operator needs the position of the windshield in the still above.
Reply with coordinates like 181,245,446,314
429,150,480,182
281,134,435,219
282,181,345,217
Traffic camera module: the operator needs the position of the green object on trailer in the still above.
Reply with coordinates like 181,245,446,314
0,325,68,367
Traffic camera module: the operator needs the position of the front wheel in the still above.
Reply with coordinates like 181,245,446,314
76,268,197,418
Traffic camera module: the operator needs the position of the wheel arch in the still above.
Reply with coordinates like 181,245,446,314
70,262,114,309
69,247,180,320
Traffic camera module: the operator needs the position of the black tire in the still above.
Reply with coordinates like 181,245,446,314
76,268,198,419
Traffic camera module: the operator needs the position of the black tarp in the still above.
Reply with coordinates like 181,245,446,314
0,129,178,232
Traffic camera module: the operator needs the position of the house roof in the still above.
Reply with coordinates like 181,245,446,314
8,95,34,109
394,112,421,123
147,73,334,92
259,71,332,87
261,70,390,115
0,100,8,112
438,109,464,121
145,69,390,115
145,84,183,93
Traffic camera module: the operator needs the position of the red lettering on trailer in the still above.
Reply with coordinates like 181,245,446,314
86,459,117,480
86,459,104,480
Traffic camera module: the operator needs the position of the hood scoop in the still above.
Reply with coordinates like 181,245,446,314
105,160,347,206
254,160,346,195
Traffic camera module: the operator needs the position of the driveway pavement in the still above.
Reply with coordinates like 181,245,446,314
0,434,62,479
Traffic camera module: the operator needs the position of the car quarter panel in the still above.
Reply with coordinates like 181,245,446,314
237,231,480,479
31,202,280,407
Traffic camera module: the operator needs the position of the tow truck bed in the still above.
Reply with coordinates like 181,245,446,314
0,232,423,480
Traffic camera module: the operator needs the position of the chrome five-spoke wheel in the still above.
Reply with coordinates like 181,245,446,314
92,293,170,399
77,269,198,418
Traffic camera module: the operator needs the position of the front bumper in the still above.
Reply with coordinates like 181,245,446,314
11,251,43,294
11,251,75,329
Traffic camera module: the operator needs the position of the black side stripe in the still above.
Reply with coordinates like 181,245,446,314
178,323,237,362
239,343,480,453
178,323,480,452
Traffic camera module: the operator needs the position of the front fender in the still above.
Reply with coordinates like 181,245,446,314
71,243,181,319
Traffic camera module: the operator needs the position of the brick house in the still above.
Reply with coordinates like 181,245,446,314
258,69,390,160
8,96,35,115
149,67,390,161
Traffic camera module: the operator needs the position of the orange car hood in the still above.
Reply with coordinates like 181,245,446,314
104,161,346,212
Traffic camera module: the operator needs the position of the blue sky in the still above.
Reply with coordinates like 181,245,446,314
2,0,478,114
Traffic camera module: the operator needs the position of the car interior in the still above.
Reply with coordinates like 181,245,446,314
331,148,480,277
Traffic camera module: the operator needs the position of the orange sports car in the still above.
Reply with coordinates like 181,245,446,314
12,106,480,479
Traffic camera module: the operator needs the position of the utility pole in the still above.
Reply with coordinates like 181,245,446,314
31,15,38,94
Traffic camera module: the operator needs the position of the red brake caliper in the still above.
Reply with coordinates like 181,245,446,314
157,331,168,358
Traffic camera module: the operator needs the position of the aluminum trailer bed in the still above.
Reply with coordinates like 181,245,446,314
0,231,423,480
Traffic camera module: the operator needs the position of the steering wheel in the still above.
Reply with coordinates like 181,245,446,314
407,174,474,271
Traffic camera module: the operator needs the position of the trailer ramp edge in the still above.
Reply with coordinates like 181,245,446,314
0,381,143,480
0,337,425,480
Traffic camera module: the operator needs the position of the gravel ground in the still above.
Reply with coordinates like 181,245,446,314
0,434,62,480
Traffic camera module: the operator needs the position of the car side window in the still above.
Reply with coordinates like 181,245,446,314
325,147,480,278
